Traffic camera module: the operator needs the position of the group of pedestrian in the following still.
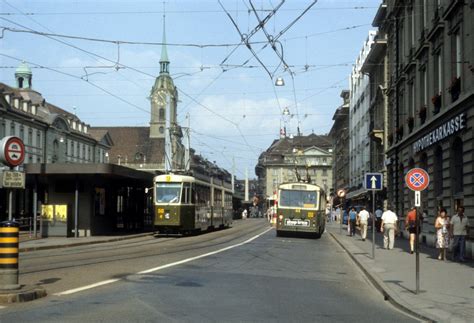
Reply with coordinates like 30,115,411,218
343,203,470,261
347,206,371,240
435,206,470,261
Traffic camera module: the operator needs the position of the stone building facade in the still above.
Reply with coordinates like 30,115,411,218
329,90,350,194
377,0,473,252
346,31,377,202
0,62,111,220
255,134,333,201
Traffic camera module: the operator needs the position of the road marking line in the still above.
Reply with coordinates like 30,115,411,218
0,306,5,309
138,227,272,274
54,279,120,296
54,227,272,296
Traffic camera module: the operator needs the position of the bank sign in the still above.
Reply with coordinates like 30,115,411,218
413,112,466,153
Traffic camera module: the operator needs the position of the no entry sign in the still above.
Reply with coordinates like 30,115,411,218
0,136,25,167
405,168,429,191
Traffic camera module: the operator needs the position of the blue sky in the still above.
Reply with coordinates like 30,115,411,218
0,0,380,178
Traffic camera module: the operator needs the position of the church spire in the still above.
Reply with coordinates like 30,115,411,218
159,14,170,75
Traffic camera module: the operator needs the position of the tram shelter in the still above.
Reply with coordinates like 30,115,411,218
25,163,155,237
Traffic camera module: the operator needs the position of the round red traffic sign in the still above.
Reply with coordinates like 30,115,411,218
0,136,25,167
405,168,429,191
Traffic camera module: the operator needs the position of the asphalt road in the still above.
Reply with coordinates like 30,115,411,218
1,219,418,322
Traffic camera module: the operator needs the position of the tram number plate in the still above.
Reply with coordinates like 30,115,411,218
285,219,310,227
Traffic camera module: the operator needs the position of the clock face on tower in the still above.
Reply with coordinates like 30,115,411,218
151,90,167,106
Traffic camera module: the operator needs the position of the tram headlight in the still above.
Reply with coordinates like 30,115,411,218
164,213,170,220
278,215,284,221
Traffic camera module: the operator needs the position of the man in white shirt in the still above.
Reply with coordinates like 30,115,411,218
381,206,398,249
357,207,370,241
450,206,470,262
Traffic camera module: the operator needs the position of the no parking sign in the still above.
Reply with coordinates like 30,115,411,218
405,168,429,191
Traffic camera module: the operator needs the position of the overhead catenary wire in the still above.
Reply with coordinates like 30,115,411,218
0,1,371,175
0,6,379,16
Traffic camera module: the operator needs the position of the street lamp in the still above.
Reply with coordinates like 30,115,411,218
275,77,285,86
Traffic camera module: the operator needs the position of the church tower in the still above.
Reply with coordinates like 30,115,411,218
15,61,33,89
150,15,178,139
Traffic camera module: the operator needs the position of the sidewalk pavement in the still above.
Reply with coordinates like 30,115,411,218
326,222,473,323
19,232,154,252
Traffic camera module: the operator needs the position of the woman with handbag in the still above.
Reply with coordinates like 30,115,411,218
434,208,450,260
405,206,417,254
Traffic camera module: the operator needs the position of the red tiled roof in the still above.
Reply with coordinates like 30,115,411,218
92,127,165,164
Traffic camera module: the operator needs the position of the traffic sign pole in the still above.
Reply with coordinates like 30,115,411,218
364,173,383,259
372,190,375,259
405,168,429,296
8,190,13,221
416,208,420,294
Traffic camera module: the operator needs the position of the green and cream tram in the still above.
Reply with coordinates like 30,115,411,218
153,173,233,234
275,182,326,238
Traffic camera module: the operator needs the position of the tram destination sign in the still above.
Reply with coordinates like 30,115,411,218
413,112,465,153
0,170,25,188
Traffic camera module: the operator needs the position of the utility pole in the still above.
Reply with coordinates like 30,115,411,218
184,113,191,172
232,157,235,194
245,168,249,202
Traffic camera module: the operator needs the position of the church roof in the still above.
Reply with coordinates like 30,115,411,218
92,126,165,164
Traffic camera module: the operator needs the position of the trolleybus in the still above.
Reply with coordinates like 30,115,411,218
275,182,326,238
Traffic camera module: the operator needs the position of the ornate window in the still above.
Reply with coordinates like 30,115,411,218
10,122,15,136
28,129,33,145
159,108,165,120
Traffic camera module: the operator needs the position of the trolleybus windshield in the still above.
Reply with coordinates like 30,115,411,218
156,183,181,203
279,189,317,208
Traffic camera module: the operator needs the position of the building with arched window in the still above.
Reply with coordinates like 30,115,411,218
375,0,473,252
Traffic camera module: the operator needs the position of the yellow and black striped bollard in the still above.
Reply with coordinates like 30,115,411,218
0,221,20,290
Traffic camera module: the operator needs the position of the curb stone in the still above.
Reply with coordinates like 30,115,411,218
0,285,47,304
19,232,155,252
329,232,435,323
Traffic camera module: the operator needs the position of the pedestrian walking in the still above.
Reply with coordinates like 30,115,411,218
449,206,470,262
349,207,357,236
380,206,398,249
375,207,383,232
357,206,370,241
434,208,450,260
405,206,418,254
242,209,248,220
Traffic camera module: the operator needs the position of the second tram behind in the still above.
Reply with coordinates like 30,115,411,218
153,173,233,234
275,182,326,238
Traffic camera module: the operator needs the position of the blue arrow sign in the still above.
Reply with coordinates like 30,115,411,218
364,173,383,190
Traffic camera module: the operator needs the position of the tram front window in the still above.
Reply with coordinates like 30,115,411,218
156,183,181,203
279,190,317,208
